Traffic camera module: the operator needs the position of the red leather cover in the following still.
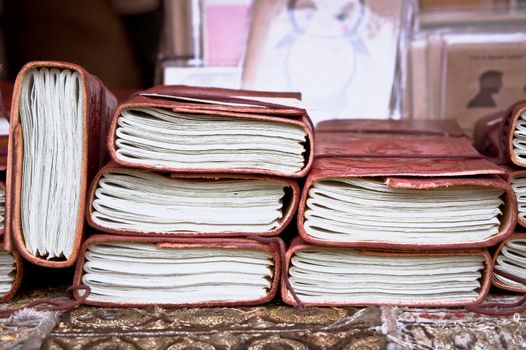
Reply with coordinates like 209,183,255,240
0,245,23,303
297,127,516,250
86,162,300,237
107,85,314,178
281,237,492,307
492,232,526,293
5,61,118,267
73,234,282,307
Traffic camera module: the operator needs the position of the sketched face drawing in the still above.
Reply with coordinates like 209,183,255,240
283,0,367,99
288,0,365,38
467,70,503,108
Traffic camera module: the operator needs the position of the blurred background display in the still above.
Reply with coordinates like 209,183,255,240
1,0,526,130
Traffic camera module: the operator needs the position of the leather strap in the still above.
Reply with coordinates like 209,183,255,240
137,92,304,111
0,285,90,318
466,268,526,316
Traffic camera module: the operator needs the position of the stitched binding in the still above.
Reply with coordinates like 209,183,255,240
0,285,90,318
246,235,304,310
466,268,526,316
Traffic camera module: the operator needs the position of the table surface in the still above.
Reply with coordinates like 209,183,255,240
1,287,526,350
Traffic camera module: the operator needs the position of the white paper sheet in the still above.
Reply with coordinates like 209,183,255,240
114,107,307,173
289,248,484,303
82,242,274,304
91,168,288,233
19,68,83,260
304,178,504,244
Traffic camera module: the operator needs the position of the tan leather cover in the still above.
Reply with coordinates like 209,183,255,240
86,162,300,237
0,246,22,303
5,61,117,267
107,85,314,178
281,237,492,307
297,120,516,250
492,233,526,293
73,234,282,307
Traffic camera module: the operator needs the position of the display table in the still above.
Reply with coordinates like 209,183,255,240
1,287,525,349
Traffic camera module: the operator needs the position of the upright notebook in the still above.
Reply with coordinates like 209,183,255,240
0,245,22,302
298,119,515,250
282,237,492,307
510,170,526,228
6,61,117,267
473,100,526,166
73,235,281,307
107,85,314,177
87,163,299,237
492,233,526,293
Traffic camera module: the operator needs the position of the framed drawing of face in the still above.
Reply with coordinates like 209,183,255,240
243,0,411,123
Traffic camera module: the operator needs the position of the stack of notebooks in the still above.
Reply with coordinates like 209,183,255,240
2,60,521,309
282,119,515,307
71,85,314,306
0,174,20,303
474,100,526,293
0,86,21,302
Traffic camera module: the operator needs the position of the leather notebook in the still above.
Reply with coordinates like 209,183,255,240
492,232,526,293
473,100,526,166
298,119,516,250
106,85,314,178
87,162,299,237
73,235,281,307
0,244,22,302
0,181,5,238
501,168,526,228
6,61,117,268
282,237,492,307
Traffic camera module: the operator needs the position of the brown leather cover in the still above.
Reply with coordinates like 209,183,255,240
281,237,492,307
5,61,117,267
473,100,526,166
317,118,466,137
86,162,300,237
297,122,516,250
0,246,23,303
492,232,526,293
473,111,506,162
107,85,314,178
73,234,282,307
